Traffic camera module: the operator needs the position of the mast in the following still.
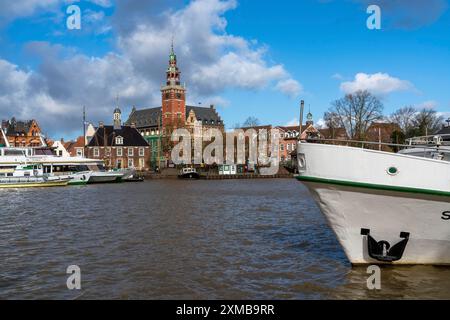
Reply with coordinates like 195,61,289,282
83,106,86,158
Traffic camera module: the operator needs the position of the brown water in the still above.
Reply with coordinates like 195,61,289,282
0,179,449,299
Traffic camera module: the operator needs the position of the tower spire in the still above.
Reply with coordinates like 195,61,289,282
166,40,180,86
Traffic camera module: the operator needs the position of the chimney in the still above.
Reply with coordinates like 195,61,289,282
210,104,214,109
131,122,136,129
99,121,104,128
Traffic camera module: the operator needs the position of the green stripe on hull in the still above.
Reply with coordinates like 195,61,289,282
296,175,450,197
68,181,88,186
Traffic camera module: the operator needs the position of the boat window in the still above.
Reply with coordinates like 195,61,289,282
4,150,25,156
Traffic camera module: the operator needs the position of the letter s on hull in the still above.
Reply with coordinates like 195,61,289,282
442,211,450,221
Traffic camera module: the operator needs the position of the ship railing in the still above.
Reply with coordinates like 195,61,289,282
0,177,43,184
304,137,450,152
406,134,450,146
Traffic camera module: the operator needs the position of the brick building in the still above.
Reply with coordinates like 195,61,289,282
64,136,86,157
1,118,45,147
366,122,402,151
87,108,151,170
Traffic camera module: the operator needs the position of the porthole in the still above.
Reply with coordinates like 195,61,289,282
387,166,398,176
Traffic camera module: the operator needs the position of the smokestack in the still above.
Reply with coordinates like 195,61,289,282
299,100,305,140
99,121,104,128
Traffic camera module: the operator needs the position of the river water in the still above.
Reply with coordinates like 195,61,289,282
0,179,449,299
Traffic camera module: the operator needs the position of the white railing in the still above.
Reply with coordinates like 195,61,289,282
305,135,450,152
406,134,450,146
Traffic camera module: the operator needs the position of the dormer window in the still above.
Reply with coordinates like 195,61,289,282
116,136,124,145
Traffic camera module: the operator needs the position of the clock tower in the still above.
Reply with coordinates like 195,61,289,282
161,42,186,131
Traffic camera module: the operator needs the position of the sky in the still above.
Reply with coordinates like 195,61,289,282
0,0,449,139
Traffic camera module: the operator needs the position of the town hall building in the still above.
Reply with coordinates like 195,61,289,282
125,44,225,167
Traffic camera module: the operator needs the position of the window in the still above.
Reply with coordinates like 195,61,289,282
76,149,83,157
115,136,124,145
117,159,122,169
139,148,145,157
139,158,145,169
128,159,134,168
117,147,123,157
128,148,134,157
106,147,111,157
280,144,284,151
93,148,99,157
287,144,291,151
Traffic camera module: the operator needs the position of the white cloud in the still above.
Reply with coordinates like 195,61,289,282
275,79,303,98
117,0,301,97
0,0,59,19
88,0,113,7
331,73,344,80
340,72,414,96
0,0,303,136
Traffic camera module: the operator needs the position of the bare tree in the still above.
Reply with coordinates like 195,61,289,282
409,108,444,137
324,111,341,129
390,106,416,134
330,90,384,140
242,117,260,128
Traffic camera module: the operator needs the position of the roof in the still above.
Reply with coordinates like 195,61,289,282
186,106,223,125
125,105,223,128
239,125,273,131
1,118,36,135
125,107,161,127
87,125,149,147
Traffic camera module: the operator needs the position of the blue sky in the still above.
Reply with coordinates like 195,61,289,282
0,0,449,138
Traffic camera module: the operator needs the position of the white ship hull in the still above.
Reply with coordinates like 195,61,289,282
88,172,123,184
297,142,450,265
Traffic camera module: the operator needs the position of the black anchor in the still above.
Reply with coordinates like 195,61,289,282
361,229,410,262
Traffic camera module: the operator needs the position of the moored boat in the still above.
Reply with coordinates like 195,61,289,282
88,171,123,184
296,138,450,265
178,167,200,179
0,163,69,188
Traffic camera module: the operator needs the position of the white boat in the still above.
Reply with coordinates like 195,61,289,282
0,163,69,188
178,167,200,179
296,138,450,265
0,147,116,185
88,170,123,184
